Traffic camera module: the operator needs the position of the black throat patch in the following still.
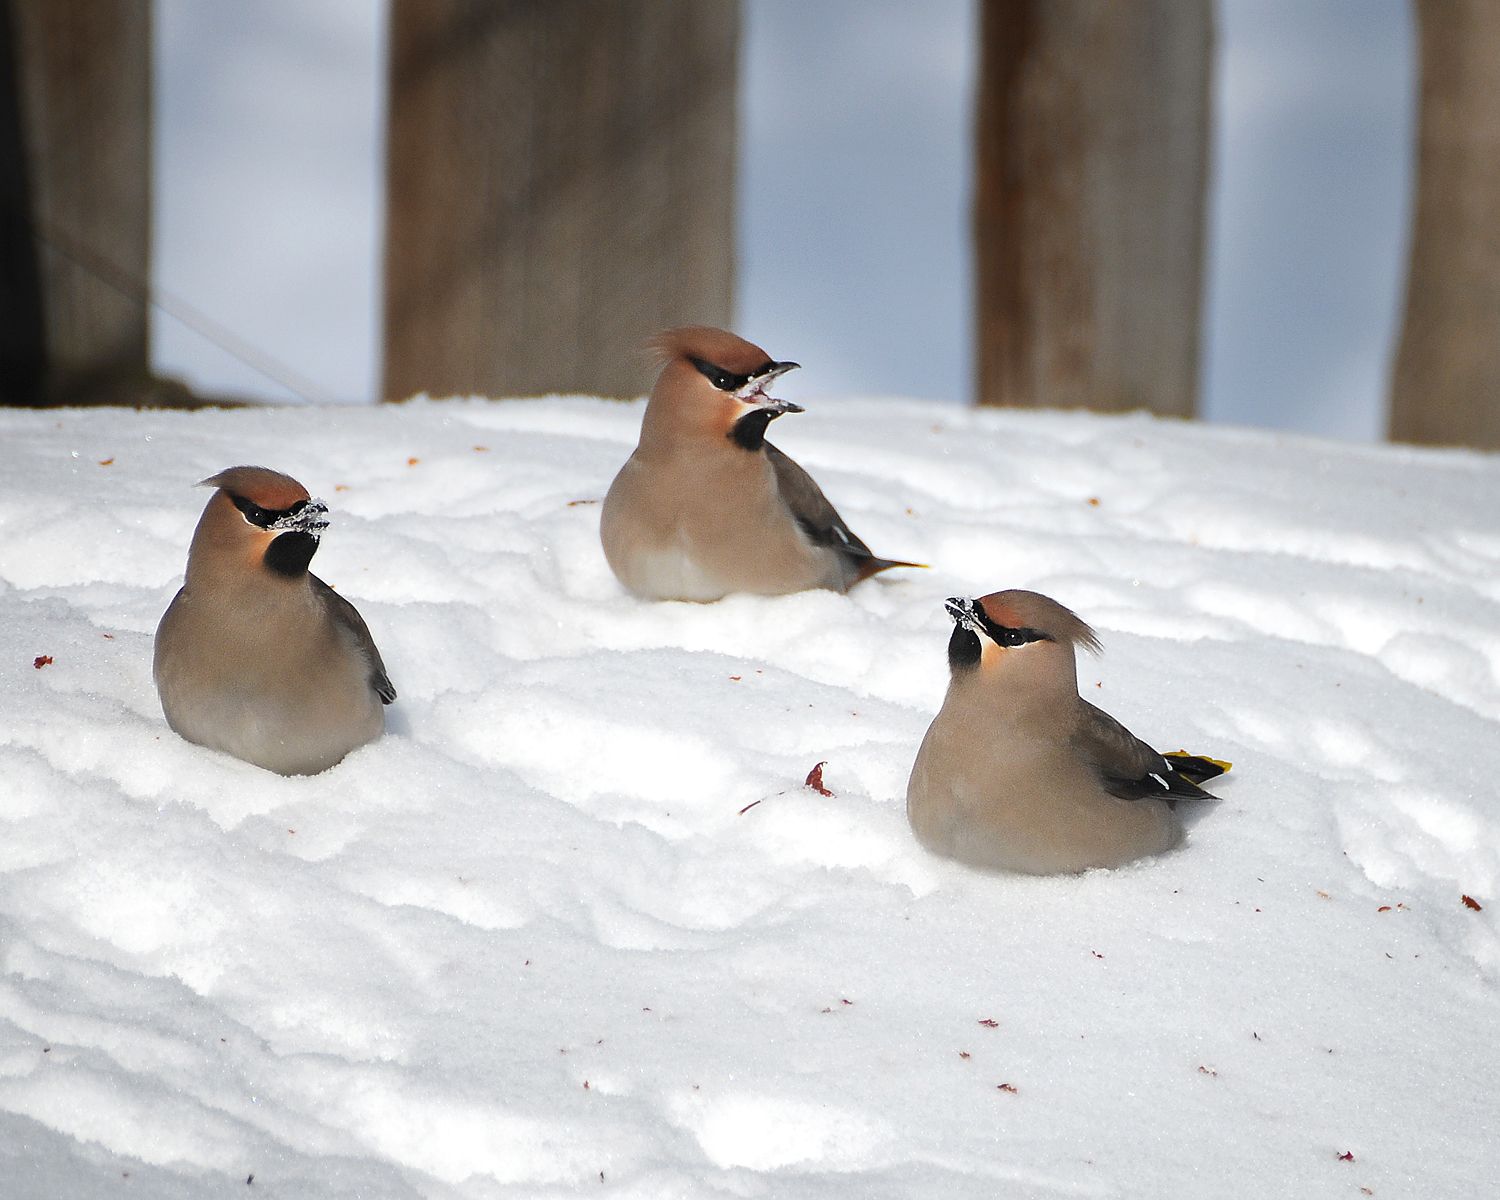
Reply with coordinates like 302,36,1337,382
264,531,319,578
728,408,781,451
948,624,981,671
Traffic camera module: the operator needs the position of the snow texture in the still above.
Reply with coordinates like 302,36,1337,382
2,397,1498,1198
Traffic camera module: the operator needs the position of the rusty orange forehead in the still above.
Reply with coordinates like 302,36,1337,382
199,465,310,509
973,588,1102,653
975,591,1025,628
649,325,773,375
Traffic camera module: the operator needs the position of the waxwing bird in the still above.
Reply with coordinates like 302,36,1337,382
600,326,921,601
154,466,396,776
906,590,1229,875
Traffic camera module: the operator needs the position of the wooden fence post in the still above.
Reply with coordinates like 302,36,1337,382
383,0,739,402
1390,0,1500,449
1,0,152,406
975,0,1212,415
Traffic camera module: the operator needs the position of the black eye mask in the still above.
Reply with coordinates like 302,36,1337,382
229,493,330,534
977,616,1052,648
945,596,1053,649
688,356,780,393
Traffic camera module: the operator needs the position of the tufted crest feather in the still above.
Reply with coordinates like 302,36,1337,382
199,466,310,510
648,326,773,375
977,589,1102,654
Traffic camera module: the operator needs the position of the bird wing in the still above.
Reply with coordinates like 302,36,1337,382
1073,701,1218,802
312,575,397,704
765,441,921,581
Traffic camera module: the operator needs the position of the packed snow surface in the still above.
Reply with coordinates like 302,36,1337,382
2,396,1498,1198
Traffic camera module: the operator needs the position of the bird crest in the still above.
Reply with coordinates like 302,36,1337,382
648,326,774,375
200,466,310,511
975,590,1102,654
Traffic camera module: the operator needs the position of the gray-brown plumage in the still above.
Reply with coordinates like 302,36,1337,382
154,466,395,775
906,590,1228,874
600,326,921,601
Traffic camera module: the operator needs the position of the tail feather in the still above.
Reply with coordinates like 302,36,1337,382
1162,751,1231,801
852,556,928,584
1164,751,1232,785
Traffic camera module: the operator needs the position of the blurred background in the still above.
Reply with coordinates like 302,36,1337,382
7,0,1495,447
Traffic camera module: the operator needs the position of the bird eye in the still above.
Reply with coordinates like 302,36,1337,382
688,355,747,393
229,494,276,528
979,617,1050,648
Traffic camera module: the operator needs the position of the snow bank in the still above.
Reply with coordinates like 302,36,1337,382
1,397,1497,1197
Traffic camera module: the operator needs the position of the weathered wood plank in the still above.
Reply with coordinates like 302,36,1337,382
975,0,1212,416
2,0,152,406
1390,0,1500,449
383,0,738,401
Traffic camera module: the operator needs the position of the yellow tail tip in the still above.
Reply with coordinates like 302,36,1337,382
1166,750,1233,774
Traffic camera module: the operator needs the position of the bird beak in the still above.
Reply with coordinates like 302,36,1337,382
736,361,803,414
271,498,330,535
945,596,983,633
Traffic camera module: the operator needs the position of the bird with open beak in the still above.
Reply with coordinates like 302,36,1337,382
600,326,921,600
154,466,396,775
906,589,1230,874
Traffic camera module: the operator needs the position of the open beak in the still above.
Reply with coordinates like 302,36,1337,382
271,498,330,535
945,596,983,633
736,361,803,414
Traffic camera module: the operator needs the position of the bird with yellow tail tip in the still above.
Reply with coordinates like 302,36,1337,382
600,326,923,601
154,466,395,775
907,589,1230,874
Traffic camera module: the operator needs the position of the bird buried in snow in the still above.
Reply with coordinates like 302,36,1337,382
907,589,1230,874
600,326,921,601
154,466,396,776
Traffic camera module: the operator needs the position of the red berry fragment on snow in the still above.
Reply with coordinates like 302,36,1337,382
1462,894,1483,911
1338,1151,1355,1162
978,1018,999,1028
33,655,53,669
805,762,833,796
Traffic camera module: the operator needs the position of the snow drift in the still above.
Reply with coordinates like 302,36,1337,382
1,396,1497,1197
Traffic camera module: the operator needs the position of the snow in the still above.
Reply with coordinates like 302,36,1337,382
2,396,1498,1197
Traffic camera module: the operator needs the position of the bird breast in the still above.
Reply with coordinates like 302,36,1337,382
906,688,1180,874
602,445,839,599
155,579,384,775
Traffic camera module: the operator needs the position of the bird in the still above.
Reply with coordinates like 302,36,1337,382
906,589,1229,874
154,466,396,776
600,326,921,601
